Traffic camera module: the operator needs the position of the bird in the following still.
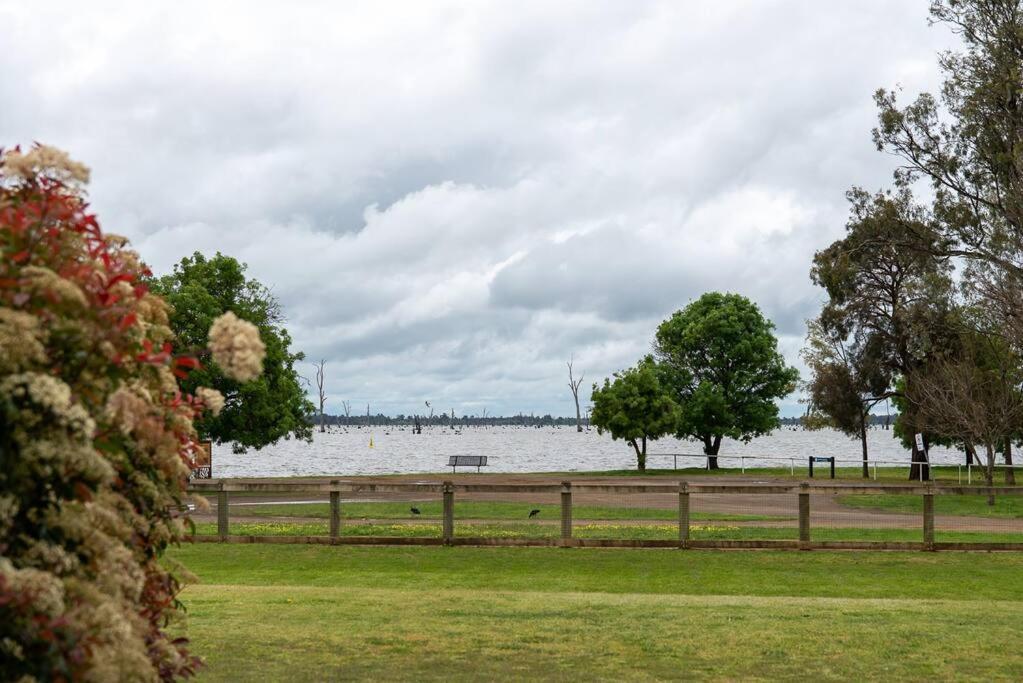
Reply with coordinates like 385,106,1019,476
410,506,421,515
528,509,541,518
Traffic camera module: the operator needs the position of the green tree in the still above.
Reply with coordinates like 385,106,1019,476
654,292,798,468
802,319,891,478
811,189,955,480
151,252,314,452
874,0,1023,347
590,357,679,470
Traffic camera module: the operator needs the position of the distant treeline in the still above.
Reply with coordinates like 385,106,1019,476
321,413,589,428
322,413,896,428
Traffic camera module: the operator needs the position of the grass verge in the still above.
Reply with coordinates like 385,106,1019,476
839,494,1023,518
170,545,1023,681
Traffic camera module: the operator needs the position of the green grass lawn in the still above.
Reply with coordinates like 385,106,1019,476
839,494,1023,518
236,500,781,522
170,544,1023,681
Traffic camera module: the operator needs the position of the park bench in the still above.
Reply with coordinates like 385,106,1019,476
448,455,488,473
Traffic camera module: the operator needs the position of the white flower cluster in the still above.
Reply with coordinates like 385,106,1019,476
0,308,46,374
0,559,65,617
1,145,90,184
104,387,151,436
1,372,95,438
207,312,265,382
195,386,226,416
21,266,87,307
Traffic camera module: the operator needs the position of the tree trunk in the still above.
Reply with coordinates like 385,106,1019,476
859,412,869,479
631,439,646,471
965,443,976,466
703,435,721,469
575,399,583,433
909,438,930,481
1005,440,1016,486
985,442,996,506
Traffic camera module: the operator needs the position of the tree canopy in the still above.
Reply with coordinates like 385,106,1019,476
589,357,679,471
152,252,314,452
654,292,798,468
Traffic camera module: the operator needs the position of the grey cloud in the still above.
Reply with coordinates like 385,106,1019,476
0,1,957,416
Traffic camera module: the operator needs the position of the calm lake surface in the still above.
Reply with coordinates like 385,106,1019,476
211,426,966,478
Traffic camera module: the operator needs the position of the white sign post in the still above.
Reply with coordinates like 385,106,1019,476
914,433,927,482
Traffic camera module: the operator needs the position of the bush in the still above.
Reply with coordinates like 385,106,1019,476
0,145,259,680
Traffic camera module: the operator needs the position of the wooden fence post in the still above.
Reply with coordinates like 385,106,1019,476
923,487,935,551
560,481,572,545
217,486,229,540
442,481,454,544
798,483,810,549
330,489,341,540
678,482,690,548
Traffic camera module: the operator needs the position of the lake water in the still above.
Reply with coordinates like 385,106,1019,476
210,426,967,478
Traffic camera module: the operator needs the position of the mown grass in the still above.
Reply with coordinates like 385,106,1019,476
170,545,1023,681
236,500,782,522
190,520,1023,543
840,494,1023,518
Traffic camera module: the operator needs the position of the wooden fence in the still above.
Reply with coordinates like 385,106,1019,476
185,480,1023,551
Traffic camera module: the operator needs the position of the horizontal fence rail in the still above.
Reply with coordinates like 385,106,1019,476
185,480,1023,552
646,452,1023,483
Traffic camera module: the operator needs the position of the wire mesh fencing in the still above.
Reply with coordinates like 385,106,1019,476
453,487,560,542
933,491,1023,546
808,490,913,545
569,487,680,544
185,481,1023,550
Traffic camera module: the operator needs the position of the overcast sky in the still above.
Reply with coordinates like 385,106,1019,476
1,1,956,417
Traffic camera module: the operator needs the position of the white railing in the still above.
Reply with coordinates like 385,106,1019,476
646,452,1023,483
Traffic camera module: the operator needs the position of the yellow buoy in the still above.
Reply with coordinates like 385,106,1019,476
369,436,374,449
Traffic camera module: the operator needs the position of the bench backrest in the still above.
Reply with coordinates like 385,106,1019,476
448,455,487,466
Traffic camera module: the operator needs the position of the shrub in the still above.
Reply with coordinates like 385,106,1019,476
0,145,255,680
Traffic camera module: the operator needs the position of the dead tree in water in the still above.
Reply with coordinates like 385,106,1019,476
313,360,327,432
567,357,585,432
341,400,351,427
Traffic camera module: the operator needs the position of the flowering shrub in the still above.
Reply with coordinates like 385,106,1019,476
206,311,265,383
0,145,240,681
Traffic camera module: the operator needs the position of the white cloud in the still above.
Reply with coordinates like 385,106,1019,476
0,0,955,416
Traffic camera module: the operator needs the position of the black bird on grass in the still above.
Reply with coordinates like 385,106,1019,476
410,506,421,515
528,509,541,518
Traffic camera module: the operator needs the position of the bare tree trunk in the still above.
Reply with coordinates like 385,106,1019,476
965,442,975,466
567,358,585,433
314,360,327,433
1004,440,1016,485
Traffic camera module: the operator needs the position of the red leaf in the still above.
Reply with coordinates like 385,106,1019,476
118,313,137,331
